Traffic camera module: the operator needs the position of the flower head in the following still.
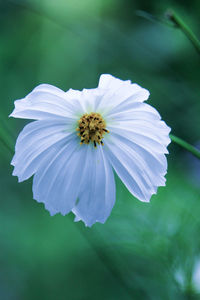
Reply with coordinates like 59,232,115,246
10,74,171,226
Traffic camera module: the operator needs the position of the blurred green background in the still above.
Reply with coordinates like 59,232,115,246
1,0,200,299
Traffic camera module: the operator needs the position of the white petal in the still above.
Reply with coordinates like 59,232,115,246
33,83,68,96
66,88,82,99
108,121,170,151
66,87,105,117
105,132,168,202
96,74,150,114
10,84,79,120
106,101,171,148
106,102,161,121
33,138,85,215
77,88,103,113
11,120,74,182
73,146,116,227
98,74,132,90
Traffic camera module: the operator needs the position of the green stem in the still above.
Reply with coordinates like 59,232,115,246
166,9,200,55
170,134,200,159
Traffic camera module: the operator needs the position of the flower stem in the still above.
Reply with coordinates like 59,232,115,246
170,134,200,159
166,9,200,55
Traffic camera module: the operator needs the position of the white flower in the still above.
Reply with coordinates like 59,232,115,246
10,74,171,226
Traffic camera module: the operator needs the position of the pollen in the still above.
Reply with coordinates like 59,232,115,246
76,112,109,147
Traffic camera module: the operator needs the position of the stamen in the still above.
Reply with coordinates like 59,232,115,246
76,112,109,147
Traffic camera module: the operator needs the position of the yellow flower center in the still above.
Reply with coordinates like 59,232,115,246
76,112,109,147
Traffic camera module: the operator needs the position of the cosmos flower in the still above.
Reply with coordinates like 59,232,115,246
10,74,171,226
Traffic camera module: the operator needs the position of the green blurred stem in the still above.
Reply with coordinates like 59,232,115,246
170,134,200,159
166,9,200,55
0,126,14,155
